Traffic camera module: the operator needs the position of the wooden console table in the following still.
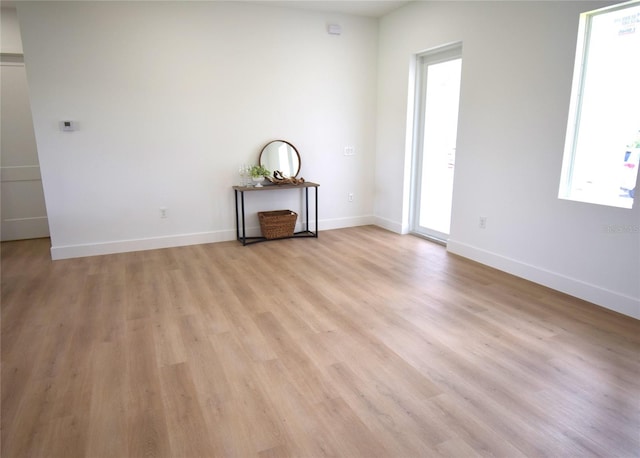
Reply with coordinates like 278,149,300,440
232,182,319,245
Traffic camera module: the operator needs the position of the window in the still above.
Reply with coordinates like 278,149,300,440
559,0,640,209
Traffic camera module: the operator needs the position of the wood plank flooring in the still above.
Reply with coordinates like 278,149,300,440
2,226,639,457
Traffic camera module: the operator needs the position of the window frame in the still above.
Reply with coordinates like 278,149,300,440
559,0,640,209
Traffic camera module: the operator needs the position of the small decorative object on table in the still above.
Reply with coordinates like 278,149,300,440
258,210,297,239
249,165,270,187
266,170,306,185
238,164,250,186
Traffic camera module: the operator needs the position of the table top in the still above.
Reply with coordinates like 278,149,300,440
233,181,319,191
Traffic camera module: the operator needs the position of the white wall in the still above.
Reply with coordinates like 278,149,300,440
376,1,639,318
16,1,377,258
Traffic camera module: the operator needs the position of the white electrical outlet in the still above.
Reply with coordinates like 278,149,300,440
479,216,487,229
344,146,355,156
160,207,168,218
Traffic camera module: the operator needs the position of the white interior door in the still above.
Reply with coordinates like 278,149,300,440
1,56,50,241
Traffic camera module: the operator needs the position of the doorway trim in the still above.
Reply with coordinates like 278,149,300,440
409,42,462,244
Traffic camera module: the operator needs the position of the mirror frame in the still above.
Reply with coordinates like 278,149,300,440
259,140,301,178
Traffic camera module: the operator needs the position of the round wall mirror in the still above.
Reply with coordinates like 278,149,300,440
259,140,301,178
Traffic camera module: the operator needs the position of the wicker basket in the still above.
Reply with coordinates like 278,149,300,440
258,210,297,239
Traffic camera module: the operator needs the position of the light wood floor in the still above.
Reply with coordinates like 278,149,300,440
2,226,639,457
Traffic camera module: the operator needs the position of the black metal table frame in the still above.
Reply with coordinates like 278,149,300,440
233,183,319,246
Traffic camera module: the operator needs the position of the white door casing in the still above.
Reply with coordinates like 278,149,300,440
410,44,462,243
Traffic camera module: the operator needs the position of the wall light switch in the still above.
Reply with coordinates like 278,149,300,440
60,121,76,132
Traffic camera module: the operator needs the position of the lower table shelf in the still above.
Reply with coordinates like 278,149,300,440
232,182,319,246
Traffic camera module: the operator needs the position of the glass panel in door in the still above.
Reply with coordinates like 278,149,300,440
413,51,461,242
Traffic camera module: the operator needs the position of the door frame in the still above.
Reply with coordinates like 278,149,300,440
409,42,462,244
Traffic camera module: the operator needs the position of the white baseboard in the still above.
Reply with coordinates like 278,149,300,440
51,229,237,260
49,215,376,260
447,239,640,320
373,215,406,234
320,215,375,231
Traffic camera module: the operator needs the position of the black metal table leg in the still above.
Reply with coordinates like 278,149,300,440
234,190,240,241
240,190,247,246
305,187,309,233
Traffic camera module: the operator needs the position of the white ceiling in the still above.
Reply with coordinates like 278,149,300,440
2,1,413,18
249,1,413,17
